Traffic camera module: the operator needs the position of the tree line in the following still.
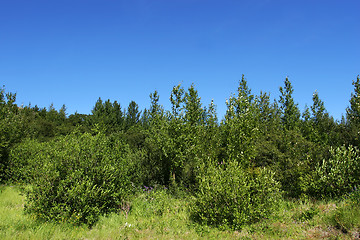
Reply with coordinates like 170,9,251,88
1,75,359,228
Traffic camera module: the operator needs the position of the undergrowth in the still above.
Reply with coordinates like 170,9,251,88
1,185,360,239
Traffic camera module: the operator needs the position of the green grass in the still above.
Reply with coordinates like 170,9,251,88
0,185,359,239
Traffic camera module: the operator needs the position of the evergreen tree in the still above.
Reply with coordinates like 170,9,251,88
346,75,360,146
311,91,326,124
301,105,313,140
309,91,332,144
279,77,300,130
90,98,124,133
347,75,360,126
125,100,141,129
184,84,204,126
149,90,163,121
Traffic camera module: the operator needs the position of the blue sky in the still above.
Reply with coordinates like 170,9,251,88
1,0,359,120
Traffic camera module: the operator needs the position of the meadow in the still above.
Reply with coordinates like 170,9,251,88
1,185,359,239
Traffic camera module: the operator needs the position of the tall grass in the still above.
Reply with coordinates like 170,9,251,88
1,185,359,239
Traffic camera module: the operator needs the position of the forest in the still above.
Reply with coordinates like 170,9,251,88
1,75,360,238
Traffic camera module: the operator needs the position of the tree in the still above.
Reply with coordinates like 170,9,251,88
0,85,23,182
90,98,124,134
279,77,300,130
225,75,254,120
309,91,332,144
347,75,360,126
205,99,218,127
184,84,205,126
254,91,282,168
345,75,360,146
125,101,141,129
222,75,259,167
311,91,326,125
170,84,185,119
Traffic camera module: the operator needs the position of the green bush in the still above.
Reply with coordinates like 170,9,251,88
191,161,281,230
20,132,133,226
315,145,360,197
8,138,45,183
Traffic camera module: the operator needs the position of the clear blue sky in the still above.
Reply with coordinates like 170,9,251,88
1,0,359,120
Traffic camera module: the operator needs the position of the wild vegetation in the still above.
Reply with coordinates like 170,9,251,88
1,75,360,239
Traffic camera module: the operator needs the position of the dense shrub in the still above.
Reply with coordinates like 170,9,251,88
191,161,281,230
17,132,133,226
314,145,360,197
0,86,24,182
8,138,45,183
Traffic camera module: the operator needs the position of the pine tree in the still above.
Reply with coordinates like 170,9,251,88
347,75,360,126
346,75,360,146
279,77,300,130
184,84,204,126
126,101,141,129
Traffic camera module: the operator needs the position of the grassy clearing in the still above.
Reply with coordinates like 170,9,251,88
0,185,359,239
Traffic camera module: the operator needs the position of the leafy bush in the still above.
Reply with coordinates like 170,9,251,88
314,145,360,197
8,138,45,183
0,86,24,182
191,161,281,230
20,132,133,226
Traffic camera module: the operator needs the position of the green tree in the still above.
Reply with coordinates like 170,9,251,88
254,91,282,168
90,98,124,134
347,75,360,126
346,75,360,146
170,84,185,119
279,77,300,130
309,91,332,144
184,84,205,126
0,85,23,181
125,100,141,129
222,75,259,168
149,90,163,119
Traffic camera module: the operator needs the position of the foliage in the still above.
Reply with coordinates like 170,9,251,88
142,84,217,187
125,100,141,129
0,86,23,182
346,75,360,146
347,75,360,126
8,138,44,183
89,98,124,134
1,186,359,239
326,189,360,233
22,132,133,226
4,75,360,232
279,77,300,130
314,145,360,197
191,160,281,230
222,75,259,168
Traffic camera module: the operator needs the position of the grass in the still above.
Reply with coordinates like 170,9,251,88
0,185,359,239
